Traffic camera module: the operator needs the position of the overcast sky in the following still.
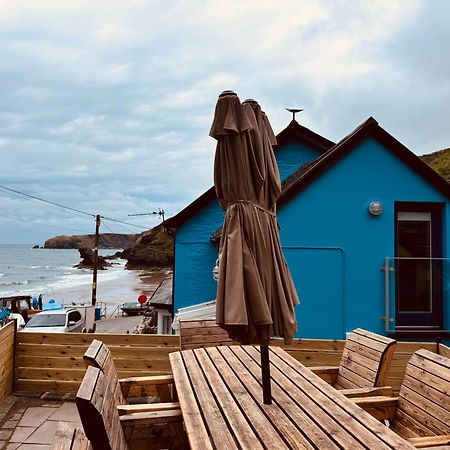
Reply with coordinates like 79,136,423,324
1,0,449,244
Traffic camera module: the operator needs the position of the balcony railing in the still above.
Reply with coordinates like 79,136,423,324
383,257,449,334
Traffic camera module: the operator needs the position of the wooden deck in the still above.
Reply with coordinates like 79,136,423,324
170,345,416,449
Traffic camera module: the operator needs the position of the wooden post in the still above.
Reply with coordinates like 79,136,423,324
91,214,101,306
261,345,272,405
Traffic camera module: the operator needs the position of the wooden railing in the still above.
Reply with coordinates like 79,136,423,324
0,322,15,401
15,332,180,393
13,331,440,395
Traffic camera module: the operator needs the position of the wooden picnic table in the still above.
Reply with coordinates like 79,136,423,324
169,345,416,450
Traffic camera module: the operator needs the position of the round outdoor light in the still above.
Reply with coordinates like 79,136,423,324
369,201,383,216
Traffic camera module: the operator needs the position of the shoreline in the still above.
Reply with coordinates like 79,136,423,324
39,267,171,313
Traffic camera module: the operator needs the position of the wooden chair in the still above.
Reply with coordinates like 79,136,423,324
76,365,185,450
179,319,236,350
83,339,175,403
353,349,450,448
310,328,396,397
51,422,92,450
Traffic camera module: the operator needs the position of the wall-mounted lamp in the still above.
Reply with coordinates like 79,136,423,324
369,201,383,216
212,259,220,282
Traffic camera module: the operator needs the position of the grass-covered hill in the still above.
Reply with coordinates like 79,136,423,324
420,147,450,182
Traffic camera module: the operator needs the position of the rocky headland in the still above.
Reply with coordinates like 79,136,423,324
123,224,174,269
44,233,138,249
44,225,174,269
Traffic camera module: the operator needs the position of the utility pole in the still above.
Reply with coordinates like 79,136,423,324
91,214,101,306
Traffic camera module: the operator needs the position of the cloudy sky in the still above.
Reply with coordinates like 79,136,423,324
1,0,449,244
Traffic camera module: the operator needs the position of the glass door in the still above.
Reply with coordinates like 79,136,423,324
395,204,443,328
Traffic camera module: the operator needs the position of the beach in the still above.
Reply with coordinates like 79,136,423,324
0,245,170,315
45,267,170,314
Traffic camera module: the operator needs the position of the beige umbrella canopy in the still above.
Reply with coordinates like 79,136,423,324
210,91,299,347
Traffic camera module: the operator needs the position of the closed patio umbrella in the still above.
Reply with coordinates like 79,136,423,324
210,90,299,403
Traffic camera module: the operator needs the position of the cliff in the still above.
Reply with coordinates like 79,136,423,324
44,233,138,249
123,224,174,268
420,148,450,182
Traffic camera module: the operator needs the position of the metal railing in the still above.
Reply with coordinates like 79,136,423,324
383,257,449,333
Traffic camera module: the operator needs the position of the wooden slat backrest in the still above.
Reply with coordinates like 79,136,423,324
179,319,236,350
334,328,396,390
83,339,126,406
391,349,450,439
76,365,128,450
52,422,92,450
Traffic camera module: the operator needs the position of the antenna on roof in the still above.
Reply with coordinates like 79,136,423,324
286,108,303,121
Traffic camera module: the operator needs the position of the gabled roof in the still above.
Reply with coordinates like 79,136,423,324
278,117,450,206
165,120,335,229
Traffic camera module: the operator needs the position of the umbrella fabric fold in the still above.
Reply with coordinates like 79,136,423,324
211,91,299,345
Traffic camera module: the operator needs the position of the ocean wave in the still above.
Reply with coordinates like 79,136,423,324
0,279,30,286
0,273,3,277
30,266,42,269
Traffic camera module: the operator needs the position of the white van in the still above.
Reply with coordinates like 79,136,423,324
23,308,86,333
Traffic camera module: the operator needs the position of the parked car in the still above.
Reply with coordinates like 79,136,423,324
22,308,86,333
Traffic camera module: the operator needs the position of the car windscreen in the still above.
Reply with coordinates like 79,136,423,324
25,314,66,327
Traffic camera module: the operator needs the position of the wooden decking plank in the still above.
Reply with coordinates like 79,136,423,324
198,347,285,450
227,345,337,450
244,346,374,450
270,346,415,449
169,352,213,450
180,349,239,450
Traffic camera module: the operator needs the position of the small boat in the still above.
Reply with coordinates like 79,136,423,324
120,302,148,316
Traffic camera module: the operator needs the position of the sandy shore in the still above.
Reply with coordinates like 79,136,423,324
46,267,170,314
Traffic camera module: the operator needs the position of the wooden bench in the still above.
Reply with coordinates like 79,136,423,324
84,339,175,403
51,422,92,450
179,319,236,350
310,328,396,397
76,365,186,450
354,349,450,448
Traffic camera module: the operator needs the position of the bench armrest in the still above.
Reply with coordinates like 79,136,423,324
339,386,393,398
352,396,398,421
117,402,180,416
119,375,175,400
408,434,450,448
309,366,339,385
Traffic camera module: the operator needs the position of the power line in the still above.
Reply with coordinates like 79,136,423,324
0,213,89,234
0,184,149,231
0,185,95,218
101,216,148,230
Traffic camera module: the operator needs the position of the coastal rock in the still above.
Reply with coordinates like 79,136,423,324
124,224,174,268
44,233,138,249
32,244,40,249
74,247,111,269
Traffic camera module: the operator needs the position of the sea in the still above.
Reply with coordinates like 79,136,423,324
0,244,145,308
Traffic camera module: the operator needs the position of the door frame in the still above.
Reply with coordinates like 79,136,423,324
394,201,444,329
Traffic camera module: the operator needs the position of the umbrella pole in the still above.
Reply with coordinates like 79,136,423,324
261,345,272,405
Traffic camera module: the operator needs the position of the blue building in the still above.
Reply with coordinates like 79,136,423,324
166,117,450,341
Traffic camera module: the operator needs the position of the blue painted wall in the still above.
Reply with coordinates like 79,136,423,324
173,135,449,340
278,137,449,338
173,142,322,311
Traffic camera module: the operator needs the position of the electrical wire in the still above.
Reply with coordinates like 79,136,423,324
0,213,89,234
0,184,150,231
0,185,95,217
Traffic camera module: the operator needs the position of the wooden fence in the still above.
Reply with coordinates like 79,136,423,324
0,322,15,401
14,331,440,395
